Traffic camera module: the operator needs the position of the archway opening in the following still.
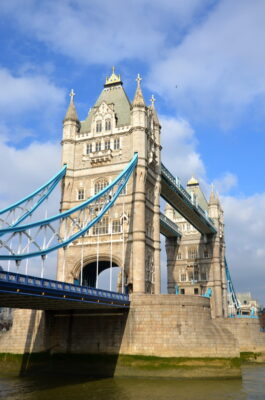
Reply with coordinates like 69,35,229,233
78,260,121,291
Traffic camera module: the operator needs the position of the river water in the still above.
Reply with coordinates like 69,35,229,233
0,365,265,400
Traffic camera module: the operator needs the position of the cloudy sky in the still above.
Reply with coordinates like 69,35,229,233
0,0,264,303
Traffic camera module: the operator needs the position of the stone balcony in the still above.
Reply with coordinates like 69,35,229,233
83,149,113,165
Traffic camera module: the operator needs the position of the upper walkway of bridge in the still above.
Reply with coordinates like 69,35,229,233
160,163,217,235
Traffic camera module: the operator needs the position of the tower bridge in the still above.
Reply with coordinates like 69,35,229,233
0,68,234,317
0,69,263,366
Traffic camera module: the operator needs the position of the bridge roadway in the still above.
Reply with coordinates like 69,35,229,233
0,271,129,310
161,163,217,235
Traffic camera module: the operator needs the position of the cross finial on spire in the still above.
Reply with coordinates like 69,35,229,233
69,89,75,102
112,66,115,74
150,94,156,106
136,73,142,86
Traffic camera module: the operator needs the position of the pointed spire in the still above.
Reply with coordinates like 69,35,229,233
132,73,145,107
150,94,160,125
209,184,219,205
64,89,79,122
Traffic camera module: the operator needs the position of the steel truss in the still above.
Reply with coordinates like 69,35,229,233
0,153,138,261
0,165,67,232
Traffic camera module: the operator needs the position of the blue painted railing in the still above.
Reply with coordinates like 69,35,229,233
228,315,258,319
0,271,129,306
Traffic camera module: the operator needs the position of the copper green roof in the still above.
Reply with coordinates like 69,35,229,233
80,83,131,133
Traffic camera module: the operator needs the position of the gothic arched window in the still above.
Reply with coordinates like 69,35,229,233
105,119,111,131
94,178,108,194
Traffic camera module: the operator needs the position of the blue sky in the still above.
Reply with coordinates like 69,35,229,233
0,0,264,303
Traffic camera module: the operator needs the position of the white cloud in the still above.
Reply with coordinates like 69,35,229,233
0,68,65,117
148,0,265,125
0,137,61,208
160,116,206,184
0,138,61,278
0,0,216,65
222,193,265,304
213,172,238,194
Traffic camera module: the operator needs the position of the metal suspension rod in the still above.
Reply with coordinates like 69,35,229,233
80,237,84,286
96,225,99,289
110,214,113,291
62,246,67,282
41,255,46,278
122,193,125,294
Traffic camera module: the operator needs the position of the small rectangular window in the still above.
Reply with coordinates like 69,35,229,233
114,138,120,150
78,188,84,200
194,288,199,295
105,140,110,150
86,143,93,154
180,288,185,295
177,253,182,260
93,217,109,235
112,219,121,233
180,273,186,282
96,142,101,152
201,272,207,281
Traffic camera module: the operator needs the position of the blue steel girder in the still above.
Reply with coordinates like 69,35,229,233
160,212,182,238
0,165,67,231
0,153,138,260
160,163,216,235
225,257,240,311
0,271,130,310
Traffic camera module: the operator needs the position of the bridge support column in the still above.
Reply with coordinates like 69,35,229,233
153,178,161,294
212,237,223,318
132,164,146,293
166,238,178,294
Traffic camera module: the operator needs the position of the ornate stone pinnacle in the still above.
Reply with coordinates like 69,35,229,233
69,89,75,102
151,94,156,106
136,73,142,86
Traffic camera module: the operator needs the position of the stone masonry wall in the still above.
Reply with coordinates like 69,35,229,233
0,309,46,354
119,294,239,358
216,318,265,353
1,295,265,359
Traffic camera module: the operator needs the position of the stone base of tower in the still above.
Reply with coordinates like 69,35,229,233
1,297,265,377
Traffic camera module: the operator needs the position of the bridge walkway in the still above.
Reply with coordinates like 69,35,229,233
161,163,217,235
0,271,129,310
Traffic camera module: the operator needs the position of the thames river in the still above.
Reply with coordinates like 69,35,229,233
0,365,265,400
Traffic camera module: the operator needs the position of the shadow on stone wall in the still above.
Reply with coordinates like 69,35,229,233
19,308,129,378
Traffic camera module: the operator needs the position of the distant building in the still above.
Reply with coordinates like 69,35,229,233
236,292,259,316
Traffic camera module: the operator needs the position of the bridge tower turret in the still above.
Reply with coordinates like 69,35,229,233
62,89,80,169
57,70,161,294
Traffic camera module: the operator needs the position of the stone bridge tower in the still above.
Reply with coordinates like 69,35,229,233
165,180,228,318
57,69,161,294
